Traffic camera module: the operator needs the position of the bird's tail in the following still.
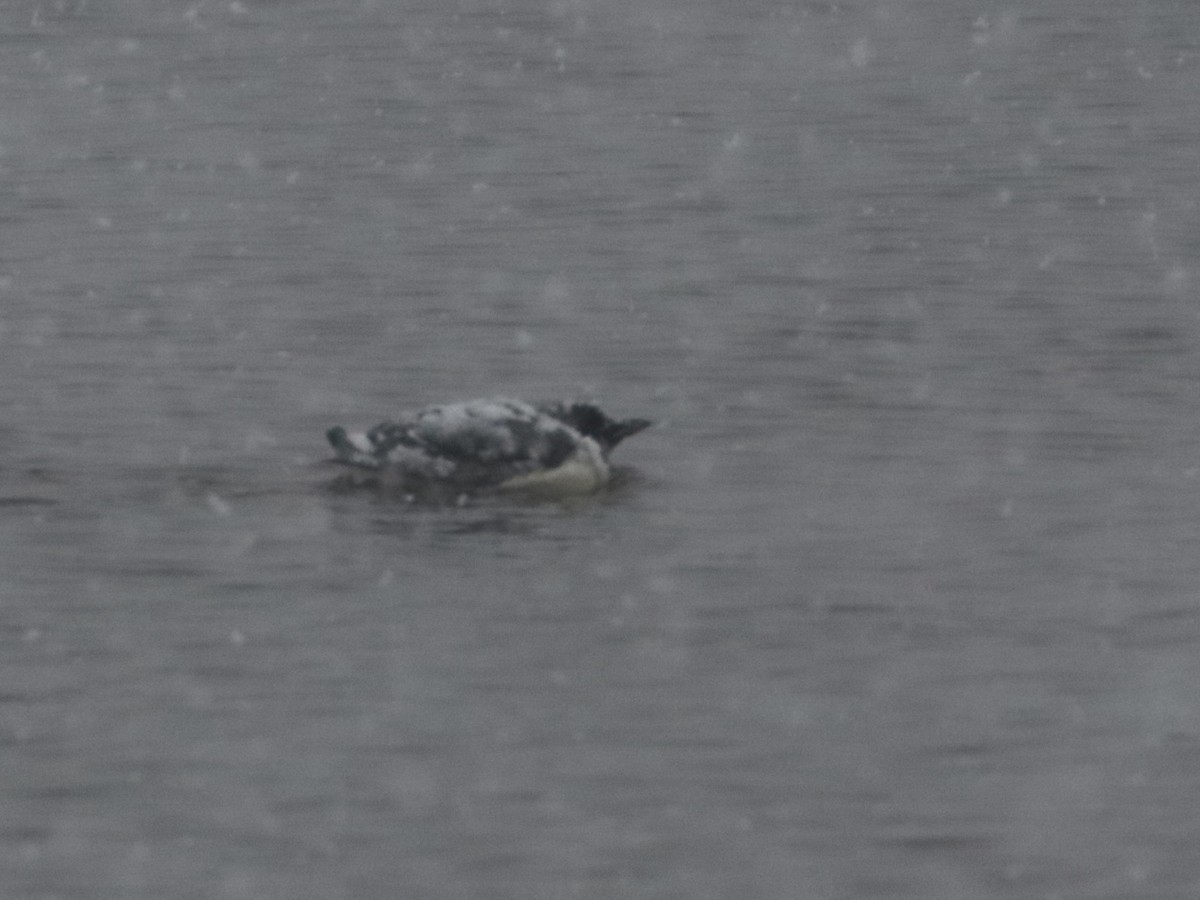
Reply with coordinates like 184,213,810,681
326,426,380,469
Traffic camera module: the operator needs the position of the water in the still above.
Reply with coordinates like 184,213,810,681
3,1,1200,897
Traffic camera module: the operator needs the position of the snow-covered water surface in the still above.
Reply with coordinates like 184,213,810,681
3,1,1200,897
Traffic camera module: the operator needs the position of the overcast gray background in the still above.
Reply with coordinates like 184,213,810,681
2,1,1200,897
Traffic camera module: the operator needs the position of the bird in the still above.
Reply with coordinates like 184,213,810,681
326,397,651,500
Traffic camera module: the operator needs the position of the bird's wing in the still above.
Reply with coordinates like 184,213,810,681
366,399,578,478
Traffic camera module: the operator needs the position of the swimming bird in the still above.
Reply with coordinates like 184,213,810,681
326,397,651,500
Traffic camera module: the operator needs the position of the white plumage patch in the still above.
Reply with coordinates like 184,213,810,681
497,438,609,497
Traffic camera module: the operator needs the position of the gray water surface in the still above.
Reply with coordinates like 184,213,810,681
3,1,1200,897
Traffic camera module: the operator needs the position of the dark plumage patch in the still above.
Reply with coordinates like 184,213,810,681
543,402,653,452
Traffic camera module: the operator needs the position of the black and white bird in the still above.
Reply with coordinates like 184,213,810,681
326,397,651,500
